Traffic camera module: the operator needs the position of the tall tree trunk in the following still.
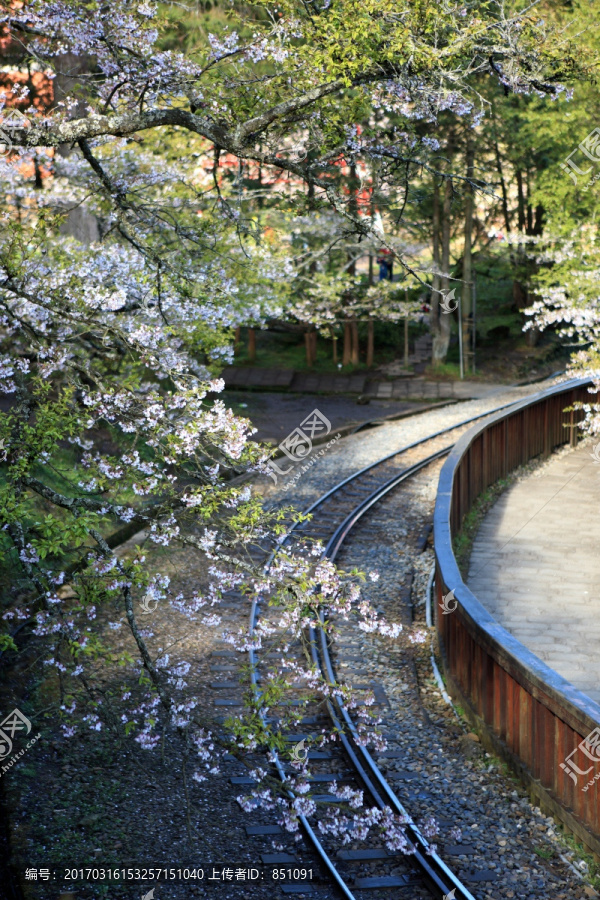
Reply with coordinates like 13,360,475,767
304,328,318,366
516,169,526,233
347,164,360,367
310,329,317,364
515,168,528,306
52,53,101,242
492,100,522,322
366,320,374,368
432,176,452,363
525,171,542,346
234,326,241,355
429,177,442,364
462,135,475,374
248,327,256,363
332,335,338,364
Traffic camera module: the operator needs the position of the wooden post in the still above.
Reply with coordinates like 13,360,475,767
350,319,359,365
342,321,352,365
248,327,256,363
234,326,241,356
332,334,338,364
305,330,312,367
404,315,409,369
366,320,374,368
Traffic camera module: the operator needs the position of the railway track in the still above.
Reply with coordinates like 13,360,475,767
242,401,532,900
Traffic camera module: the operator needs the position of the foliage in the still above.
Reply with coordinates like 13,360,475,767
0,0,590,846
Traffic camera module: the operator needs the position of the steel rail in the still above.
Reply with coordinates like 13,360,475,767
280,390,541,541
309,446,476,900
246,614,357,899
248,389,559,899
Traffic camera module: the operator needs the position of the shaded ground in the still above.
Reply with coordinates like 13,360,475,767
0,537,330,900
223,391,438,445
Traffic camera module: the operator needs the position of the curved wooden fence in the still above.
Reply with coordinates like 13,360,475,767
434,378,600,855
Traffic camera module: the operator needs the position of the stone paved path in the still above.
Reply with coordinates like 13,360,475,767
467,440,600,704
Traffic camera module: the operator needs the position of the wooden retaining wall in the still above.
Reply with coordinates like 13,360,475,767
434,379,600,854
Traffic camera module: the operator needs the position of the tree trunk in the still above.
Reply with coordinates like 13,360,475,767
366,320,374,368
513,168,530,319
347,164,360,367
516,169,526,233
234,326,241,355
248,327,256,363
429,177,442,364
492,100,523,323
333,335,338,364
526,169,533,235
462,135,475,374
311,329,317,364
432,176,452,363
305,330,313,367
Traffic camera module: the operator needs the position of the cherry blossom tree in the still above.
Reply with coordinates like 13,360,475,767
0,0,574,842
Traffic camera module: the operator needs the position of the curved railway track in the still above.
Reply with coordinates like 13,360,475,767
246,398,534,900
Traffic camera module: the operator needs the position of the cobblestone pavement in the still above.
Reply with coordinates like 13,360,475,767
468,437,600,707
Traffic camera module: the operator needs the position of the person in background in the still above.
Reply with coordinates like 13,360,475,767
377,248,394,281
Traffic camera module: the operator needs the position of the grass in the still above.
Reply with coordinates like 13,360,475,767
560,832,600,888
232,325,427,374
453,476,512,579
424,361,463,380
234,335,392,374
